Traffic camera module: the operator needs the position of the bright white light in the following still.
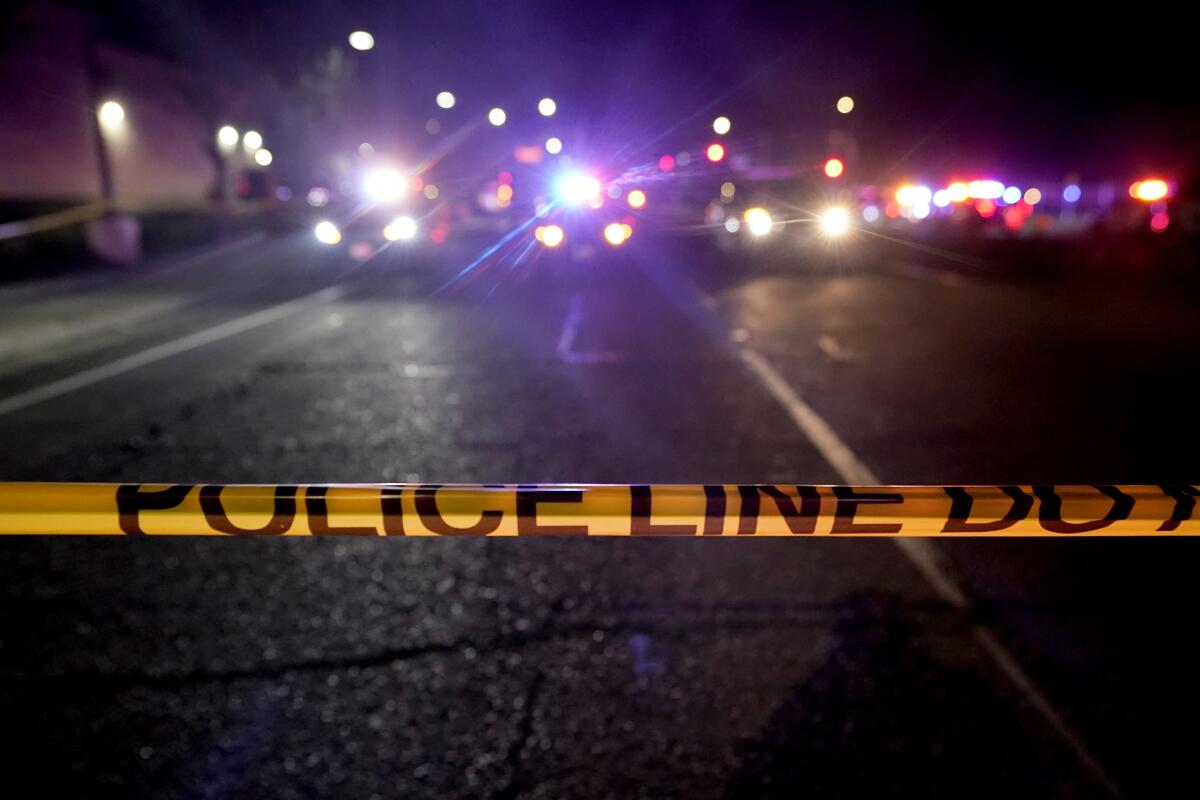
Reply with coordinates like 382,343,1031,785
1002,186,1022,204
557,172,601,205
243,130,263,152
363,168,406,202
968,180,1004,200
384,215,418,241
933,189,950,208
538,97,557,116
306,187,330,207
98,100,125,129
254,148,273,166
896,184,932,206
217,125,239,149
724,217,741,233
912,202,931,219
314,221,342,245
713,116,731,135
947,182,970,202
545,136,562,154
539,224,564,247
604,222,628,246
837,96,855,114
819,207,850,236
488,107,507,126
436,91,456,109
863,205,880,222
348,31,375,51
744,207,773,236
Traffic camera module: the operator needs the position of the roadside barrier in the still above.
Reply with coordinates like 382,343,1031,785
1,483,1196,536
0,199,275,241
0,202,109,241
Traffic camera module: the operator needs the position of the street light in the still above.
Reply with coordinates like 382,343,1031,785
436,91,456,109
488,107,507,126
545,136,562,154
254,148,273,166
243,130,263,152
538,97,557,116
98,100,125,130
348,31,374,51
712,115,731,135
217,125,239,152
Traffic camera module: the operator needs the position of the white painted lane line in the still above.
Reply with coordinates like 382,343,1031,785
0,284,346,419
674,275,1120,798
556,291,622,365
0,234,273,369
737,348,879,486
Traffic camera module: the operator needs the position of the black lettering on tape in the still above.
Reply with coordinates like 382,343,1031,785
1157,485,1199,532
305,486,376,536
942,486,1033,533
737,485,820,535
199,485,297,535
630,485,694,535
703,485,726,535
116,484,193,535
831,486,903,534
1034,485,1133,533
516,485,588,535
380,486,406,535
415,484,503,536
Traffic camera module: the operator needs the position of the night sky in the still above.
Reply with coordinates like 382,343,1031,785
50,0,1200,181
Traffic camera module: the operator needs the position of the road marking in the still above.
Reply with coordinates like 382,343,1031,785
670,274,1121,798
816,334,854,362
0,284,346,418
886,260,970,287
556,291,622,365
0,234,273,371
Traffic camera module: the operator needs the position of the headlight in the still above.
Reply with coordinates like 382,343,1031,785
603,222,630,246
818,207,850,237
314,221,342,245
744,207,773,237
383,216,418,241
536,225,564,248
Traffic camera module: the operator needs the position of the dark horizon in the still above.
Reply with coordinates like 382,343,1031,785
19,0,1198,181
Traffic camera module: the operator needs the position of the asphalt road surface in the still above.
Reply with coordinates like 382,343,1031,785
1,225,1198,799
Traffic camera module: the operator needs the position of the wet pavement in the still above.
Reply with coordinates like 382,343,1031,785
1,228,1197,798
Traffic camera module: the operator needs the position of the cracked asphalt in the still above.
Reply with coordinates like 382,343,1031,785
1,228,1198,798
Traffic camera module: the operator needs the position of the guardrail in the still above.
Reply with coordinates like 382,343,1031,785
0,199,278,242
1,483,1195,536
0,202,110,241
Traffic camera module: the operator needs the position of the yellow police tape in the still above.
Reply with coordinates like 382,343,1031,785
0,483,1198,536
